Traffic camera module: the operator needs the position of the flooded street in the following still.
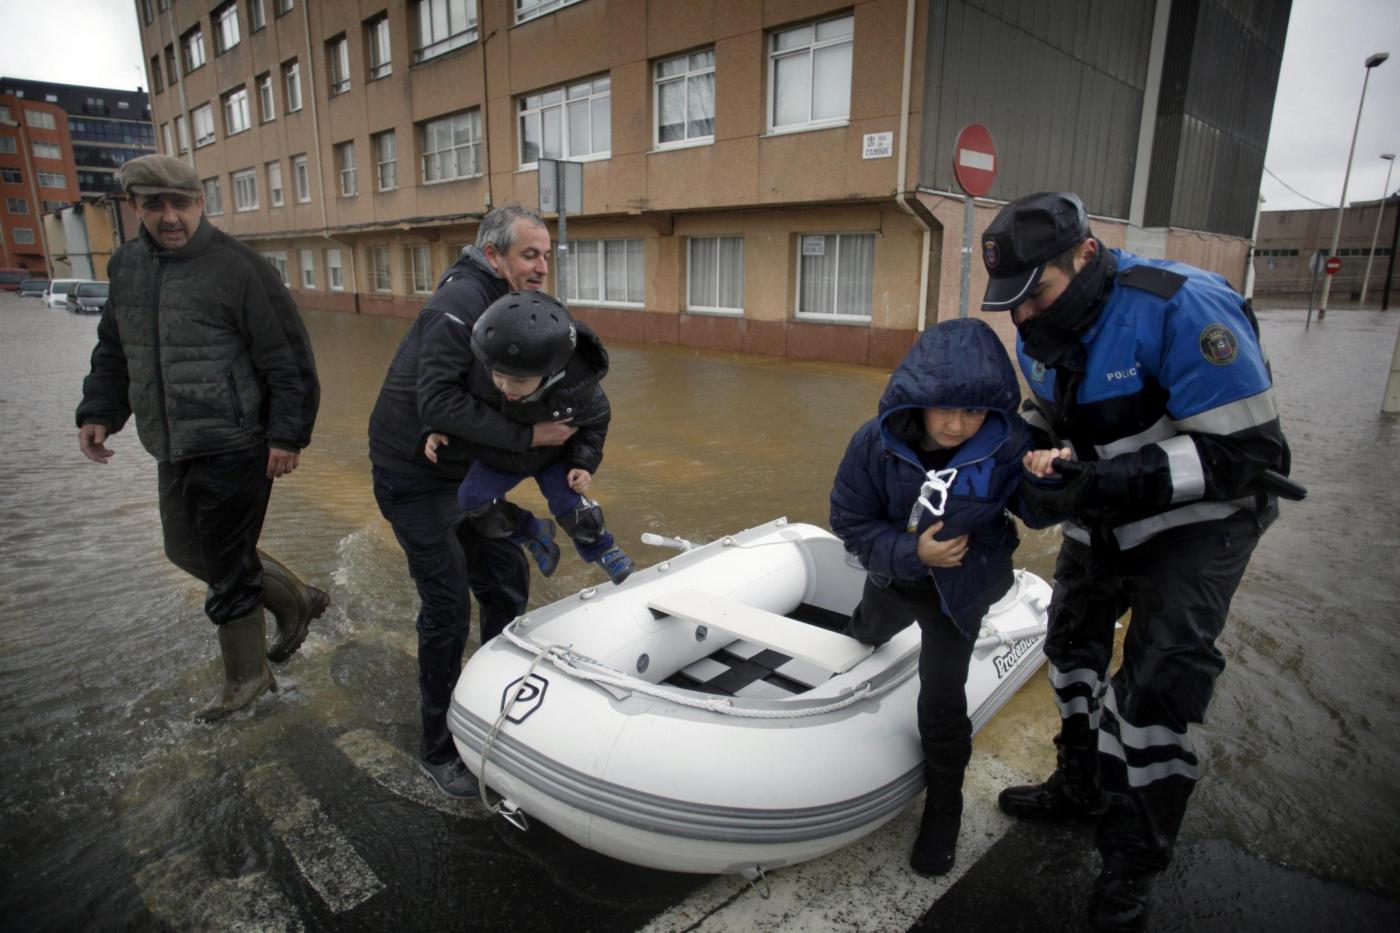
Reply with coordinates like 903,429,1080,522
2,293,1397,931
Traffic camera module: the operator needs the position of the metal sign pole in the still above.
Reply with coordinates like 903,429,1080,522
959,195,974,317
1306,251,1321,330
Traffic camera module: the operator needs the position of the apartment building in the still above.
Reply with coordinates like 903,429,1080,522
1252,197,1399,300
0,96,82,276
136,0,1290,366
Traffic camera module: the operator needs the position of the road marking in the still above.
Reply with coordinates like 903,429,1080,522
245,762,385,913
334,728,486,819
134,851,305,933
639,754,1032,932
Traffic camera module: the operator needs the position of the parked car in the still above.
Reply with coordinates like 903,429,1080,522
18,279,50,298
43,278,89,309
0,268,31,292
65,281,110,314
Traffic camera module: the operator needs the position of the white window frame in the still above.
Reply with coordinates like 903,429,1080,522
374,130,398,191
175,114,189,152
160,122,173,154
284,60,303,113
336,141,357,197
250,0,266,32
654,49,715,150
368,14,392,79
565,238,645,307
328,35,351,95
43,200,71,211
794,232,875,323
420,109,481,184
192,103,216,147
686,235,744,315
262,250,289,284
183,25,207,73
26,110,57,130
1,169,23,184
32,141,62,160
232,167,258,212
767,15,853,134
299,248,316,288
367,245,391,292
517,76,610,168
292,154,311,202
213,2,241,54
203,176,224,215
327,247,344,290
515,0,582,25
0,138,16,155
266,160,284,206
414,0,477,63
257,73,276,122
275,0,293,15
6,197,29,214
37,171,67,188
405,244,433,293
12,227,36,245
223,87,251,135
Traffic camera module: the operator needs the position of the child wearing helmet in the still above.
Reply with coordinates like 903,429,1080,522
424,290,634,585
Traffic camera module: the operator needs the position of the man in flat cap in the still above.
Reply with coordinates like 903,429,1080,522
981,192,1292,931
76,153,325,722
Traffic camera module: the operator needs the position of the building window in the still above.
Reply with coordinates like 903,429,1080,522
796,233,874,320
413,0,477,63
0,137,16,155
175,115,189,152
421,109,480,183
31,141,62,160
292,154,311,201
249,0,266,32
141,0,154,24
182,24,207,73
25,110,56,130
655,49,715,148
1,169,22,184
203,176,224,215
12,227,36,245
257,73,276,122
404,245,433,293
37,171,67,188
262,250,289,284
328,35,351,95
283,60,303,112
267,160,284,206
515,0,581,24
0,105,9,122
336,141,357,196
43,200,70,212
373,130,398,191
151,55,164,93
518,76,610,167
367,14,392,79
367,246,391,292
213,3,241,55
192,103,216,147
567,238,644,306
327,248,344,290
769,15,853,133
223,87,251,135
687,236,743,312
232,168,258,211
160,122,173,154
275,0,294,15
6,198,29,214
299,248,316,288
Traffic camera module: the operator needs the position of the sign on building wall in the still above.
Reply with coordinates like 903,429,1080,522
862,132,893,159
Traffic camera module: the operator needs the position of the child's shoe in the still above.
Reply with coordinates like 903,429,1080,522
522,519,561,577
597,547,635,585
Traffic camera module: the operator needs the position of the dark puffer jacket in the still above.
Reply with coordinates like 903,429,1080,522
830,318,1052,639
443,320,611,475
76,218,318,462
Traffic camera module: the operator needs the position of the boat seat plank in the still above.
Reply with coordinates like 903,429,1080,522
774,657,833,688
649,587,872,674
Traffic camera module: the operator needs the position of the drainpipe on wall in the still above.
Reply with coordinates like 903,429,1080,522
893,0,933,333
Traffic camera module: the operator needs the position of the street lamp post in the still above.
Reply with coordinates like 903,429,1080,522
1359,153,1396,306
1318,51,1388,320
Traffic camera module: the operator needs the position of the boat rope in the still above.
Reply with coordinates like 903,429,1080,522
477,642,572,822
499,626,918,719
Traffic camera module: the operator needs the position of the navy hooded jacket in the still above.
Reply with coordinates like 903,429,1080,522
830,318,1051,639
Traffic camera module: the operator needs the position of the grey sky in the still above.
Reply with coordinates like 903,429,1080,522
4,0,1398,215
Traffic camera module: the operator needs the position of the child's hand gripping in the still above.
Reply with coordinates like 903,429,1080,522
914,467,968,568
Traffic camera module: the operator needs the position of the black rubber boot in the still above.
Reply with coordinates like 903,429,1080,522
1089,779,1195,932
195,611,277,722
258,550,329,663
1089,855,1155,932
909,793,961,876
999,718,1103,822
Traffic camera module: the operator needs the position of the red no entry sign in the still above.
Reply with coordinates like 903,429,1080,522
1325,256,1342,275
953,123,997,197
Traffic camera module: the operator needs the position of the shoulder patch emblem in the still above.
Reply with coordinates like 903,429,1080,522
983,237,1000,269
1199,323,1238,365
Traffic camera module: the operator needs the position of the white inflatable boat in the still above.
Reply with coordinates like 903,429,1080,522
447,518,1050,877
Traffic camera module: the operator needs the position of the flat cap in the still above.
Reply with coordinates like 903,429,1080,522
118,154,202,197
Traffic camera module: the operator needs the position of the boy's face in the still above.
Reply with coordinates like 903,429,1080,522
923,407,987,448
492,370,544,401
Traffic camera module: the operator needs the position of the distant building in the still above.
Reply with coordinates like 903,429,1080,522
1252,197,1400,301
134,0,1291,365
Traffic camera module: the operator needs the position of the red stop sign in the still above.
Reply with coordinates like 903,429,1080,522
1325,256,1342,275
953,123,997,197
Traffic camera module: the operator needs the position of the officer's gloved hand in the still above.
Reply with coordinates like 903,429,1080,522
1020,458,1099,521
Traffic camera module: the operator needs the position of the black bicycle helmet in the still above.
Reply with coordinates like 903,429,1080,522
470,291,577,378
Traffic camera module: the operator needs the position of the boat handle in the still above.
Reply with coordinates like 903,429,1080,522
740,865,772,899
498,799,530,832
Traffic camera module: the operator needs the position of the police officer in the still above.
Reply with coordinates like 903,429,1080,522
980,192,1290,931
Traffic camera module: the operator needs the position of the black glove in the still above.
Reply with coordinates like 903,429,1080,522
1020,458,1098,521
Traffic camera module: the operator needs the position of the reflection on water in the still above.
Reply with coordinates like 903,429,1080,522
1,296,1397,930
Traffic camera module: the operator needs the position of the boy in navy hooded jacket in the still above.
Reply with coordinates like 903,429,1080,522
830,317,1059,877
